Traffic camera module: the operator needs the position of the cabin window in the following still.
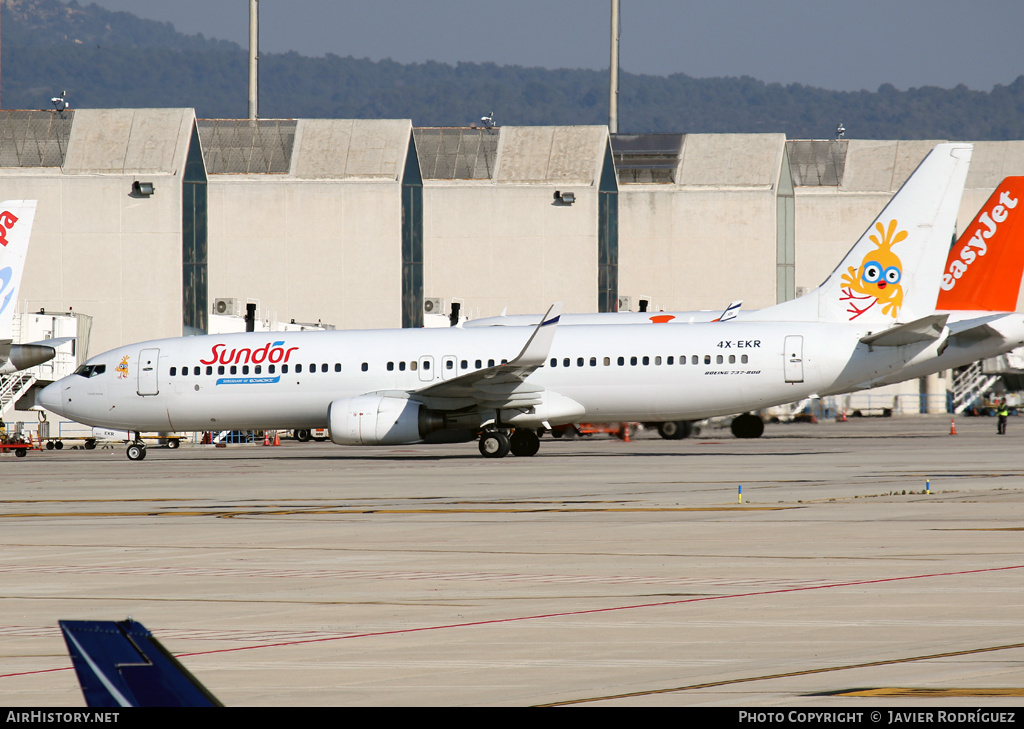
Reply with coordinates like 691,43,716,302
282,364,289,374
716,355,723,365
423,360,431,370
170,367,177,376
218,365,225,375
691,355,699,365
230,365,238,375
241,365,248,375
550,358,557,367
206,366,213,375
703,355,711,365
642,356,650,366
488,359,495,367
729,355,735,364
445,360,454,370
742,354,749,364
604,357,611,366
335,363,341,372
475,359,482,369
667,356,674,365
590,357,597,367
361,362,368,372
461,360,468,369
501,359,507,364
268,365,275,374
308,363,316,373
254,365,262,374
410,361,418,371
296,364,303,373
387,362,395,371
617,356,624,366
630,356,638,366
321,363,328,373
654,356,662,365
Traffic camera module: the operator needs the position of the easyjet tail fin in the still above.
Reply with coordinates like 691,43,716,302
935,177,1024,312
0,201,38,341
754,144,972,325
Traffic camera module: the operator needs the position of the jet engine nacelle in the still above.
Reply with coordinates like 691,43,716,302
328,395,445,446
0,344,57,375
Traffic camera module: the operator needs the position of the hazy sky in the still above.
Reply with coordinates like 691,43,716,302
86,0,1023,92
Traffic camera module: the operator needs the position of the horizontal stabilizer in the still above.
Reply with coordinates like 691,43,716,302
60,618,222,708
948,314,1011,343
860,314,948,347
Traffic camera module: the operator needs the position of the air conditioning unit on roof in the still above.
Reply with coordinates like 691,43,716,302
214,297,241,317
423,297,446,315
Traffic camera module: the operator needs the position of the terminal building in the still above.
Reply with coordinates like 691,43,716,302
2,108,1023,421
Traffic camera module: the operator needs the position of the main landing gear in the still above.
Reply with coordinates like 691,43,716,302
730,412,765,439
126,434,147,461
478,428,540,458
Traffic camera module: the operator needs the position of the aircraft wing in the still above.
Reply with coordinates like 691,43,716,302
26,336,75,348
859,314,948,347
60,619,222,708
412,302,561,410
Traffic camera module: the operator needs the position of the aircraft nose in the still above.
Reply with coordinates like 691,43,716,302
36,380,63,414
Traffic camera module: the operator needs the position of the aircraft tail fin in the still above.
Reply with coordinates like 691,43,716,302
59,619,222,708
758,144,971,325
935,176,1024,312
0,201,38,340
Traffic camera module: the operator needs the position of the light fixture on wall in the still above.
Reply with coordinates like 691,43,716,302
132,181,155,197
554,190,575,205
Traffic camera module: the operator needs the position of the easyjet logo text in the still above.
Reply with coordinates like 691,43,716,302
941,189,1018,291
0,210,19,248
200,341,299,366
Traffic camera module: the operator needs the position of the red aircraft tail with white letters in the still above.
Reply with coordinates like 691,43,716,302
936,177,1024,312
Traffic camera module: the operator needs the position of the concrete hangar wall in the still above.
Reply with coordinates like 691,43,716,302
3,107,1024,361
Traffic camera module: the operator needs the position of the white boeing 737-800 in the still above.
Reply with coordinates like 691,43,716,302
38,143,978,460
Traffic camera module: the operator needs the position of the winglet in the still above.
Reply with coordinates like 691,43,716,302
60,619,222,708
509,301,562,367
712,300,742,323
936,176,1024,312
0,201,38,341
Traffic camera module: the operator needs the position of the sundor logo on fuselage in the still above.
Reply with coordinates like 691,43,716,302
200,341,299,366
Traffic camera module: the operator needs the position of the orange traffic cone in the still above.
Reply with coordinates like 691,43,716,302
273,430,280,446
263,431,270,446
839,410,847,422
949,418,957,435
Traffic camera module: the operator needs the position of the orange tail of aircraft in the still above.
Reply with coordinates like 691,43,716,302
936,177,1024,312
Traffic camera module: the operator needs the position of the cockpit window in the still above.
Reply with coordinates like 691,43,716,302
74,364,107,378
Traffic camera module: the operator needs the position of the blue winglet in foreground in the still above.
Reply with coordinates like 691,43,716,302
59,619,222,707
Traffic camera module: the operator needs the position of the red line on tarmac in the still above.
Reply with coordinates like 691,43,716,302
4,563,1023,678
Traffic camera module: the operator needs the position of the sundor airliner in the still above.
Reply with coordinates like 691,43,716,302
38,143,987,460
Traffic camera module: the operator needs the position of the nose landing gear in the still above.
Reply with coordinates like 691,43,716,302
126,434,147,461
